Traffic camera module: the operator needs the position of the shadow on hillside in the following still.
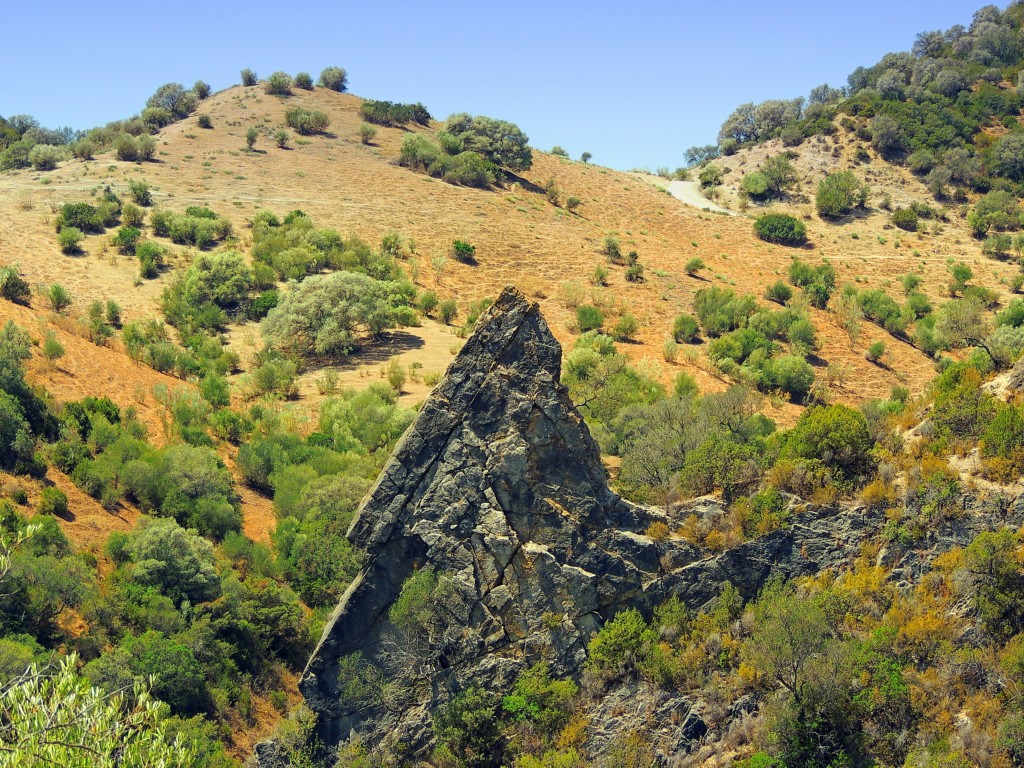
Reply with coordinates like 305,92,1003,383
503,172,545,195
317,331,426,371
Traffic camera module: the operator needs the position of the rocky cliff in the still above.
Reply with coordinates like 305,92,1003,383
265,287,1024,765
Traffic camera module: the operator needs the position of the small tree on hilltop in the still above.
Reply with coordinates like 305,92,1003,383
246,127,258,150
265,71,293,96
581,151,592,164
293,72,313,90
319,66,348,92
240,68,258,87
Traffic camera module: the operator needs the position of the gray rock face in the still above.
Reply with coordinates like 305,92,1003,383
292,286,1024,762
300,287,669,752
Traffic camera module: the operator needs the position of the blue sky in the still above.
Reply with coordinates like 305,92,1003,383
1,1,986,169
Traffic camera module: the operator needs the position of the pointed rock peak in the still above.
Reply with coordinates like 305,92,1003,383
299,284,660,750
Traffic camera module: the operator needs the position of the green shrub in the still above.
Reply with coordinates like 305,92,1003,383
38,487,68,516
741,171,770,199
240,68,258,86
753,213,806,245
193,80,210,99
57,227,83,254
285,108,330,135
45,284,73,313
442,112,531,171
146,83,198,120
0,265,31,305
890,207,919,232
451,240,476,263
262,272,414,357
576,305,604,332
359,123,376,145
603,235,622,263
264,71,292,96
70,139,95,160
866,341,886,363
685,257,705,276
625,264,644,282
614,313,639,341
360,100,431,127
121,202,144,228
128,179,152,206
112,226,142,255
136,241,166,279
764,280,792,304
318,66,348,92
293,72,313,90
439,299,458,325
586,608,654,679
114,134,139,162
196,114,212,129
28,144,65,171
56,202,104,233
815,170,868,218
672,313,700,343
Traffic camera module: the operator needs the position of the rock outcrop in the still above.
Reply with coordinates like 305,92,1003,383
299,286,677,753
284,286,1024,763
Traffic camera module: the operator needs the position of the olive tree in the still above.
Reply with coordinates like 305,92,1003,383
263,271,412,357
145,83,199,121
443,113,533,171
318,66,348,92
0,655,195,767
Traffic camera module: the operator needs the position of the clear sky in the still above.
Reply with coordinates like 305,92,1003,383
1,1,988,170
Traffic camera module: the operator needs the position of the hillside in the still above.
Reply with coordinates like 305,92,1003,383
3,20,1024,767
3,81,1005,430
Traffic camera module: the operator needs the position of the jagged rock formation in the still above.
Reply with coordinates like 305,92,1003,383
298,286,684,753
274,286,1024,765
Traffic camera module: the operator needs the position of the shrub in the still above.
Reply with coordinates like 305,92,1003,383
451,240,476,263
614,313,639,341
57,227,83,254
891,207,919,232
42,331,64,364
112,226,142,255
685,257,705,276
146,83,198,120
672,313,700,343
245,127,258,150
70,139,95,160
576,305,604,332
360,101,431,127
439,299,458,325
264,71,292,96
866,341,886,364
318,66,348,92
46,283,73,313
566,195,581,212
28,144,64,171
815,170,868,218
262,271,413,357
442,112,532,171
240,68,258,86
293,72,313,90
285,108,330,135
136,241,166,279
0,265,31,305
56,202,103,233
764,280,792,304
359,123,376,145
196,114,212,129
754,214,806,245
625,264,644,282
114,134,139,161
128,178,152,206
603,236,622,263
586,608,654,679
193,80,210,99
38,487,68,516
